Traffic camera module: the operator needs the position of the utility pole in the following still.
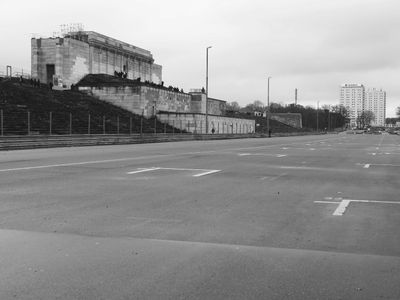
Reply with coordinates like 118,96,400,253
267,76,271,137
205,46,212,134
316,101,319,133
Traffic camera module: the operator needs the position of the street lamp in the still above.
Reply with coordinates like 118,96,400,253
316,101,319,133
267,76,271,137
206,46,212,134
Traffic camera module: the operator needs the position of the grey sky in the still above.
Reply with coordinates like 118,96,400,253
1,0,399,116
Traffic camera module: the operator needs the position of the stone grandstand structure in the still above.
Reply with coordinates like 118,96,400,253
31,31,162,89
77,74,255,134
31,30,255,134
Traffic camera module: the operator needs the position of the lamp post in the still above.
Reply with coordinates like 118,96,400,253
267,76,271,137
316,101,319,133
206,46,212,134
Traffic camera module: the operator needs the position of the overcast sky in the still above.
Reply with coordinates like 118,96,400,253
1,0,399,116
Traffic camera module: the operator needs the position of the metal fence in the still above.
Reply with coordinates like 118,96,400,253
0,110,187,136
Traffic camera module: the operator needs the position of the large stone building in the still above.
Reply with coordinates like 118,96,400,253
32,30,255,134
31,31,162,88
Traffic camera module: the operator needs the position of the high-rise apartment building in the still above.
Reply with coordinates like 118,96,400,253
340,84,365,128
340,84,386,127
365,88,386,126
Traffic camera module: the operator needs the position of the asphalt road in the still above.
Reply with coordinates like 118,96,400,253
0,133,399,299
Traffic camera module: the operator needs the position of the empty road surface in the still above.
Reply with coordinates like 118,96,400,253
0,133,399,299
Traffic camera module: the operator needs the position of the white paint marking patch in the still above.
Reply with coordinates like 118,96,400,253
0,155,170,173
193,170,221,177
127,167,160,174
127,167,221,178
315,199,400,216
238,153,286,158
333,199,351,216
364,164,370,169
315,200,341,204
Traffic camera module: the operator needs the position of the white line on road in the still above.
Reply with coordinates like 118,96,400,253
315,199,400,216
279,166,327,171
237,153,287,158
0,156,166,172
193,170,221,177
127,167,221,177
127,167,161,174
358,163,400,168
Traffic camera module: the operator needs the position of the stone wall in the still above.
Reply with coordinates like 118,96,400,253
270,113,302,128
188,93,226,115
157,112,255,134
59,39,90,87
88,46,160,83
79,85,141,113
142,86,191,116
31,38,57,82
208,97,226,115
78,84,192,117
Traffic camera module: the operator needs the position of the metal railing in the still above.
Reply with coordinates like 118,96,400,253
0,110,187,136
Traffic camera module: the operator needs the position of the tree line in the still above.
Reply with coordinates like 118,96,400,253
225,100,349,130
226,101,400,129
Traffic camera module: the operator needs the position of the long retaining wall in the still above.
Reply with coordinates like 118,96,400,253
0,131,328,151
0,133,255,151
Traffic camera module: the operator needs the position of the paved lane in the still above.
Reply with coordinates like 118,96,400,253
1,134,399,299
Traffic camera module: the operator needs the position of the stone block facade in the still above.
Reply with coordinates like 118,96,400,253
270,113,302,128
188,92,226,115
78,81,192,117
31,31,162,88
157,112,255,134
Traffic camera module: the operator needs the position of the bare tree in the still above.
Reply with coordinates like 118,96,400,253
226,101,241,112
357,110,375,128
